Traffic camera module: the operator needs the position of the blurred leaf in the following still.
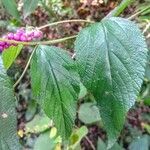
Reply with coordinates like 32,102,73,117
31,45,80,139
142,123,150,134
110,143,124,150
0,57,21,150
25,100,37,121
26,113,52,134
78,103,101,124
69,126,88,150
97,138,107,150
78,82,87,99
97,138,124,150
23,0,40,18
145,50,150,81
104,0,108,4
129,135,150,150
50,127,57,139
34,131,55,150
143,97,150,106
1,0,20,20
2,45,23,69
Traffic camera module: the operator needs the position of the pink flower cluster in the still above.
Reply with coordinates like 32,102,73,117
0,27,43,52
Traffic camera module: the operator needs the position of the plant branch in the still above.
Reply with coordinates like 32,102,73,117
85,136,96,150
128,5,150,20
13,45,38,88
106,0,134,18
38,19,94,30
0,35,77,46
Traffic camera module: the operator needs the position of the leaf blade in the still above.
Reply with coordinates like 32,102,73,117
75,17,147,147
2,45,23,69
0,57,21,150
23,0,39,18
1,0,20,20
31,45,80,139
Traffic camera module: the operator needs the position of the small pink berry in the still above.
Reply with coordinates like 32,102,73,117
33,31,43,38
20,35,27,41
27,37,32,41
13,34,20,41
0,42,5,46
17,28,25,34
4,44,9,49
0,46,3,52
7,33,14,40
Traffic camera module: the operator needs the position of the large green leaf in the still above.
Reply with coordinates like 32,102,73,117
129,135,150,150
0,57,21,150
31,45,80,139
2,45,23,69
23,0,40,18
1,0,20,20
75,17,147,147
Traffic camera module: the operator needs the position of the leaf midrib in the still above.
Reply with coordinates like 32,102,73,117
44,50,68,137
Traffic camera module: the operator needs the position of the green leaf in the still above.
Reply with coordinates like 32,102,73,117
129,135,150,150
75,17,147,147
69,126,88,150
31,45,80,139
23,0,40,18
145,50,150,80
78,82,87,99
0,57,21,150
97,138,124,150
1,0,20,20
103,0,108,4
26,113,52,134
78,103,101,124
97,138,107,150
34,131,55,150
2,45,23,69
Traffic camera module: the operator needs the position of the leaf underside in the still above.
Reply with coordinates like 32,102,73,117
0,57,21,150
75,17,147,147
31,45,80,139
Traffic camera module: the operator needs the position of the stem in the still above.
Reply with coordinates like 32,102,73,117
85,136,96,150
38,19,94,30
13,45,38,88
128,5,150,20
106,0,134,18
0,35,77,46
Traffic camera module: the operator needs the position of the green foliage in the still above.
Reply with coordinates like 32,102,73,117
23,0,40,18
25,113,52,134
78,103,101,124
75,17,147,147
0,57,21,150
1,0,20,20
129,135,150,150
33,131,55,150
30,45,80,139
97,138,124,150
2,45,23,69
69,126,88,150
